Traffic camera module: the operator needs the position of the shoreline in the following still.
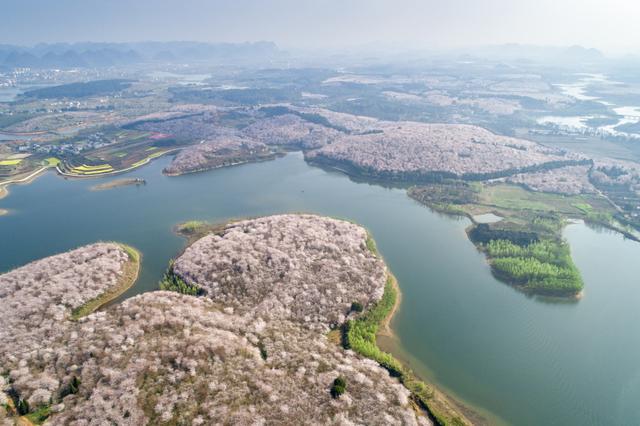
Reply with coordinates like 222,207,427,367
357,273,475,425
378,272,401,338
307,155,590,187
163,151,283,177
0,166,48,190
356,233,476,425
71,244,141,319
373,267,499,424
56,148,180,178
0,167,50,210
172,216,478,424
466,225,584,300
377,332,502,426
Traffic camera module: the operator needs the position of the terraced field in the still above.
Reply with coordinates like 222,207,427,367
68,163,115,175
59,150,174,177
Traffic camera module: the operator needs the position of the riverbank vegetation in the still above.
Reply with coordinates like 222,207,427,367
409,181,618,297
353,231,470,424
344,275,470,425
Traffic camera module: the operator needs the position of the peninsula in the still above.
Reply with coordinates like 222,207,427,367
0,215,471,425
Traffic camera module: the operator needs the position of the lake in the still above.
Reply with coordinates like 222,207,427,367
1,152,640,425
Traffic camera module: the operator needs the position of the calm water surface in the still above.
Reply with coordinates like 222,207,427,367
1,152,640,425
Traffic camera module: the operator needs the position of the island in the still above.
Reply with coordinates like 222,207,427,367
90,178,146,191
0,215,471,425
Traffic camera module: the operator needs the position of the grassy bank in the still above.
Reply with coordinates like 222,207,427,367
70,244,140,320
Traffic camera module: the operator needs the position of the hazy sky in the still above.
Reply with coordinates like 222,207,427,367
3,0,638,54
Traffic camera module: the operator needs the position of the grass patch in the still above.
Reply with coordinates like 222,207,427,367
131,150,168,168
479,184,611,218
24,405,51,424
572,202,593,215
71,243,140,319
44,157,60,167
176,220,208,235
174,220,228,245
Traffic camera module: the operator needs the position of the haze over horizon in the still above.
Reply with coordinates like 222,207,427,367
3,0,639,55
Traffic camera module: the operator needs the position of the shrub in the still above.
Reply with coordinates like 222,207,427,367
159,261,204,296
350,301,364,313
258,341,268,360
17,398,30,415
60,376,81,399
330,376,346,398
25,405,51,424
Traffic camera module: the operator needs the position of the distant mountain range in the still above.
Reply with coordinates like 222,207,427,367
0,41,281,69
454,44,605,65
